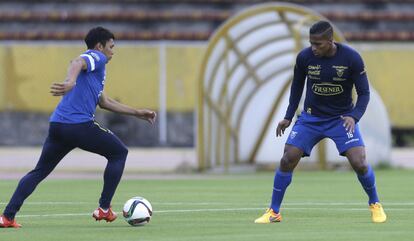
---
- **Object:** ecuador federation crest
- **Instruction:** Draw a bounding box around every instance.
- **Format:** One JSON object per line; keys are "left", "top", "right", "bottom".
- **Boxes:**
{"left": 332, "top": 65, "right": 348, "bottom": 78}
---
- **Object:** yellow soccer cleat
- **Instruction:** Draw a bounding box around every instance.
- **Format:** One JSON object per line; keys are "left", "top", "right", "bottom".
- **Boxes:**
{"left": 369, "top": 202, "right": 387, "bottom": 223}
{"left": 254, "top": 208, "right": 282, "bottom": 224}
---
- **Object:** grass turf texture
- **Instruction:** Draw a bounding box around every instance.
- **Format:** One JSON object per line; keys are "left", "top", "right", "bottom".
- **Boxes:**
{"left": 1, "top": 169, "right": 413, "bottom": 241}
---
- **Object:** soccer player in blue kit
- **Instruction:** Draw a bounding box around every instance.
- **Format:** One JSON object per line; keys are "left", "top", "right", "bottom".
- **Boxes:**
{"left": 0, "top": 27, "right": 156, "bottom": 228}
{"left": 255, "top": 21, "right": 386, "bottom": 224}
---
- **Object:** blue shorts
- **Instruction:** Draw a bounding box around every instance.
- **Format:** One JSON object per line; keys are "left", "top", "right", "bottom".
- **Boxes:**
{"left": 286, "top": 112, "right": 365, "bottom": 156}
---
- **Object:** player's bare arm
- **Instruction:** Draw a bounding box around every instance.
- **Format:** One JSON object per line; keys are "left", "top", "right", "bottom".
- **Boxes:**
{"left": 276, "top": 119, "right": 291, "bottom": 137}
{"left": 98, "top": 92, "right": 156, "bottom": 124}
{"left": 50, "top": 57, "right": 87, "bottom": 96}
{"left": 341, "top": 115, "right": 356, "bottom": 133}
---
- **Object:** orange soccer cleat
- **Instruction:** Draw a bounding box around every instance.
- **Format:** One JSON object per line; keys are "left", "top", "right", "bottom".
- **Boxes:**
{"left": 0, "top": 215, "right": 21, "bottom": 228}
{"left": 92, "top": 206, "right": 118, "bottom": 222}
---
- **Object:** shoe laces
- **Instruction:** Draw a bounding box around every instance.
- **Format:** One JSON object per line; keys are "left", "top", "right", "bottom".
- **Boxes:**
{"left": 265, "top": 208, "right": 278, "bottom": 215}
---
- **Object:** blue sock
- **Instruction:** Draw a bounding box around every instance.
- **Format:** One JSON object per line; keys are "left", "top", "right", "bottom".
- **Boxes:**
{"left": 357, "top": 165, "right": 379, "bottom": 205}
{"left": 270, "top": 169, "right": 292, "bottom": 213}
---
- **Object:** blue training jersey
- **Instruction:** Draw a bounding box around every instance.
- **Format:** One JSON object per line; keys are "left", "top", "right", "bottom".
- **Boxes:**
{"left": 50, "top": 50, "right": 107, "bottom": 123}
{"left": 284, "top": 43, "right": 370, "bottom": 122}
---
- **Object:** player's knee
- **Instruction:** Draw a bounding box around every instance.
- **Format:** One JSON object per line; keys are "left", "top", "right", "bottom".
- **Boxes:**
{"left": 351, "top": 152, "right": 368, "bottom": 174}
{"left": 109, "top": 145, "right": 128, "bottom": 162}
{"left": 279, "top": 147, "right": 301, "bottom": 171}
{"left": 355, "top": 163, "right": 368, "bottom": 175}
{"left": 21, "top": 168, "right": 50, "bottom": 185}
{"left": 280, "top": 155, "right": 296, "bottom": 171}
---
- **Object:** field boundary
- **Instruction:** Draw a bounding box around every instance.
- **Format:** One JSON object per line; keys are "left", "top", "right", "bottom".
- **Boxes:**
{"left": 0, "top": 147, "right": 413, "bottom": 179}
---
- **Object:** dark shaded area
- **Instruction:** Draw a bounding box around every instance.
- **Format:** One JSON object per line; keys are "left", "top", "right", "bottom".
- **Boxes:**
{"left": 393, "top": 128, "right": 414, "bottom": 147}
{"left": 0, "top": 111, "right": 194, "bottom": 147}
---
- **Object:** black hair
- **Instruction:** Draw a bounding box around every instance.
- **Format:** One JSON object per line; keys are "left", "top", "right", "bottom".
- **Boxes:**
{"left": 309, "top": 20, "right": 333, "bottom": 38}
{"left": 84, "top": 27, "right": 115, "bottom": 49}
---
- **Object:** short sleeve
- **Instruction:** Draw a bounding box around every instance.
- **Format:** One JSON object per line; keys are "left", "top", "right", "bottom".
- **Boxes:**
{"left": 80, "top": 51, "right": 107, "bottom": 72}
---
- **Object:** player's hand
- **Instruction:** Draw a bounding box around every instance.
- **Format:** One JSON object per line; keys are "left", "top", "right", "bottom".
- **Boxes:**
{"left": 276, "top": 119, "right": 291, "bottom": 137}
{"left": 341, "top": 115, "right": 355, "bottom": 133}
{"left": 50, "top": 81, "right": 75, "bottom": 96}
{"left": 136, "top": 109, "right": 157, "bottom": 124}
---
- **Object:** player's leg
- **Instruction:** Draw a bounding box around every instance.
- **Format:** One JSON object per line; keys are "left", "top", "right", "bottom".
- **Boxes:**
{"left": 329, "top": 122, "right": 380, "bottom": 204}
{"left": 345, "top": 146, "right": 379, "bottom": 203}
{"left": 329, "top": 121, "right": 386, "bottom": 222}
{"left": 1, "top": 130, "right": 73, "bottom": 227}
{"left": 270, "top": 144, "right": 303, "bottom": 211}
{"left": 254, "top": 146, "right": 304, "bottom": 224}
{"left": 345, "top": 146, "right": 386, "bottom": 222}
{"left": 271, "top": 117, "right": 324, "bottom": 213}
{"left": 255, "top": 116, "right": 323, "bottom": 223}
{"left": 73, "top": 121, "right": 128, "bottom": 221}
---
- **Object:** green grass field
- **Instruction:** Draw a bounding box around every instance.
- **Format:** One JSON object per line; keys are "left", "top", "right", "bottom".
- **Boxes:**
{"left": 1, "top": 169, "right": 413, "bottom": 241}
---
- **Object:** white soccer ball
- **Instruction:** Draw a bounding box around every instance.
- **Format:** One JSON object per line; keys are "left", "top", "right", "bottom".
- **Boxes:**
{"left": 122, "top": 197, "right": 153, "bottom": 226}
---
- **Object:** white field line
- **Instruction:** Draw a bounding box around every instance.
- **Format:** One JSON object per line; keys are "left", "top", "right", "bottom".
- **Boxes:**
{"left": 3, "top": 201, "right": 414, "bottom": 206}
{"left": 14, "top": 206, "right": 414, "bottom": 218}
{"left": 0, "top": 202, "right": 89, "bottom": 205}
